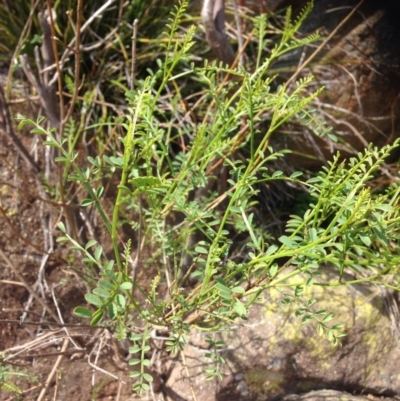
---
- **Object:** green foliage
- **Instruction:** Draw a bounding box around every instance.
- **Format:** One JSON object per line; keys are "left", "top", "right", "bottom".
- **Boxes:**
{"left": 129, "top": 328, "right": 153, "bottom": 394}
{"left": 204, "top": 336, "right": 226, "bottom": 380}
{"left": 15, "top": 0, "right": 400, "bottom": 394}
{"left": 0, "top": 360, "right": 37, "bottom": 395}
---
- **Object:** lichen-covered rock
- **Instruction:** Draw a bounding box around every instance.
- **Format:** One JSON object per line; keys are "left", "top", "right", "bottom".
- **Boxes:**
{"left": 281, "top": 389, "right": 395, "bottom": 401}
{"left": 220, "top": 270, "right": 400, "bottom": 399}
{"left": 165, "top": 270, "right": 400, "bottom": 400}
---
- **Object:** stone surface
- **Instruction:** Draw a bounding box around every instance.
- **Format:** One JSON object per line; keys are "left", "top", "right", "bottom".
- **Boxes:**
{"left": 281, "top": 389, "right": 396, "bottom": 401}
{"left": 165, "top": 270, "right": 400, "bottom": 400}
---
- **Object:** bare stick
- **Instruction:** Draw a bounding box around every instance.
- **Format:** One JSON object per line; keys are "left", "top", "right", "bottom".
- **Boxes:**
{"left": 202, "top": 0, "right": 235, "bottom": 65}
{"left": 51, "top": 286, "right": 82, "bottom": 350}
{"left": 180, "top": 350, "right": 198, "bottom": 401}
{"left": 40, "top": 6, "right": 62, "bottom": 129}
{"left": 0, "top": 280, "right": 26, "bottom": 287}
{"left": 130, "top": 19, "right": 139, "bottom": 91}
{"left": 87, "top": 336, "right": 123, "bottom": 383}
{"left": 62, "top": 0, "right": 82, "bottom": 125}
{"left": 50, "top": 0, "right": 117, "bottom": 83}
{"left": 5, "top": 0, "right": 41, "bottom": 97}
{"left": 232, "top": 0, "right": 244, "bottom": 67}
{"left": 36, "top": 338, "right": 69, "bottom": 401}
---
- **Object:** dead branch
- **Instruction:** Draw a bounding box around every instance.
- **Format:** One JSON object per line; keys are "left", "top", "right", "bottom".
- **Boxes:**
{"left": 201, "top": 0, "right": 235, "bottom": 65}
{"left": 20, "top": 9, "right": 60, "bottom": 130}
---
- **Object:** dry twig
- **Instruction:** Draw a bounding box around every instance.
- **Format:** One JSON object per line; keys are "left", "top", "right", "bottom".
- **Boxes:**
{"left": 202, "top": 0, "right": 235, "bottom": 65}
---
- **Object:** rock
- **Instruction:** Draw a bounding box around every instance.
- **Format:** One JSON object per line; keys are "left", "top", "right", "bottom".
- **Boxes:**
{"left": 281, "top": 389, "right": 396, "bottom": 401}
{"left": 164, "top": 270, "right": 400, "bottom": 400}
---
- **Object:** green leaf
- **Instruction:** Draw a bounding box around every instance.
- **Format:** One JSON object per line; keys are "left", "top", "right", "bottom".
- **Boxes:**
{"left": 43, "top": 140, "right": 59, "bottom": 147}
{"left": 214, "top": 276, "right": 229, "bottom": 286}
{"left": 234, "top": 299, "right": 247, "bottom": 316}
{"left": 359, "top": 233, "right": 371, "bottom": 247}
{"left": 307, "top": 176, "right": 323, "bottom": 184}
{"left": 269, "top": 263, "right": 278, "bottom": 277}
{"left": 143, "top": 373, "right": 153, "bottom": 383}
{"left": 294, "top": 286, "right": 303, "bottom": 297}
{"left": 375, "top": 204, "right": 392, "bottom": 212}
{"left": 85, "top": 294, "right": 103, "bottom": 306}
{"left": 120, "top": 282, "right": 133, "bottom": 290}
{"left": 93, "top": 288, "right": 110, "bottom": 298}
{"left": 195, "top": 246, "right": 208, "bottom": 254}
{"left": 109, "top": 156, "right": 123, "bottom": 166}
{"left": 68, "top": 173, "right": 81, "bottom": 181}
{"left": 129, "top": 358, "right": 141, "bottom": 365}
{"left": 281, "top": 297, "right": 292, "bottom": 305}
{"left": 94, "top": 246, "right": 103, "bottom": 261}
{"left": 130, "top": 333, "right": 142, "bottom": 341}
{"left": 81, "top": 198, "right": 94, "bottom": 207}
{"left": 307, "top": 298, "right": 317, "bottom": 307}
{"left": 279, "top": 235, "right": 293, "bottom": 248}
{"left": 85, "top": 239, "right": 97, "bottom": 249}
{"left": 73, "top": 306, "right": 92, "bottom": 318}
{"left": 57, "top": 222, "right": 66, "bottom": 233}
{"left": 96, "top": 186, "right": 104, "bottom": 199}
{"left": 130, "top": 176, "right": 161, "bottom": 188}
{"left": 117, "top": 294, "right": 126, "bottom": 308}
{"left": 334, "top": 243, "right": 344, "bottom": 251}
{"left": 218, "top": 289, "right": 232, "bottom": 300}
{"left": 231, "top": 286, "right": 245, "bottom": 294}
{"left": 108, "top": 303, "right": 117, "bottom": 319}
{"left": 295, "top": 308, "right": 306, "bottom": 316}
{"left": 265, "top": 245, "right": 278, "bottom": 256}
{"left": 323, "top": 313, "right": 334, "bottom": 322}
{"left": 308, "top": 227, "right": 317, "bottom": 242}
{"left": 129, "top": 346, "right": 141, "bottom": 354}
{"left": 90, "top": 309, "right": 104, "bottom": 325}
{"left": 98, "top": 279, "right": 114, "bottom": 290}
{"left": 118, "top": 185, "right": 131, "bottom": 193}
{"left": 290, "top": 171, "right": 303, "bottom": 179}
{"left": 55, "top": 156, "right": 69, "bottom": 163}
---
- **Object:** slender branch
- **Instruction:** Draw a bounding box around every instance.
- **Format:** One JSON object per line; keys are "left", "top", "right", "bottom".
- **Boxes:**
{"left": 62, "top": 0, "right": 83, "bottom": 125}
{"left": 130, "top": 19, "right": 139, "bottom": 91}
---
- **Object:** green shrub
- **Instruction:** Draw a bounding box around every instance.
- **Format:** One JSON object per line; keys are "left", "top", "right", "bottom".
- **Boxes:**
{"left": 17, "top": 1, "right": 400, "bottom": 394}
